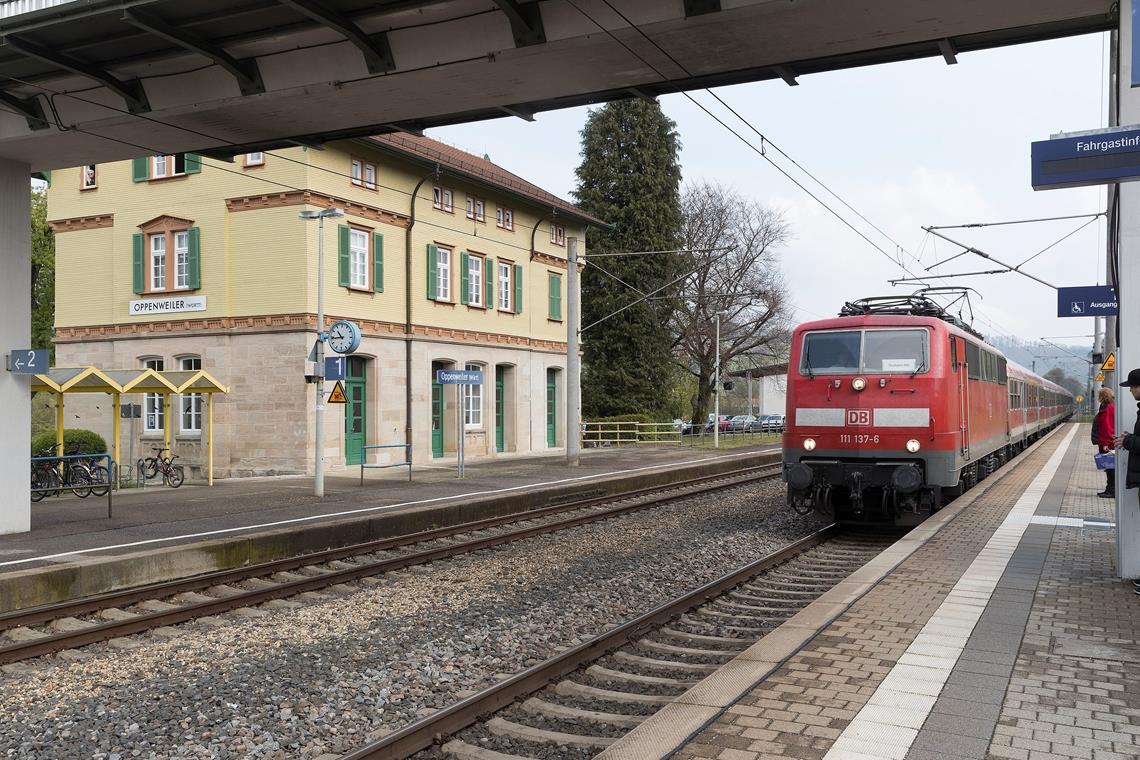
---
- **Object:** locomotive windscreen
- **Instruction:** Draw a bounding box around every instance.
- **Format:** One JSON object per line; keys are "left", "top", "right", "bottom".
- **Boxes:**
{"left": 800, "top": 329, "right": 929, "bottom": 375}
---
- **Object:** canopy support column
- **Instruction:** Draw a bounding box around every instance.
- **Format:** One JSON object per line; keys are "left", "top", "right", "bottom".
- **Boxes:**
{"left": 55, "top": 392, "right": 64, "bottom": 459}
{"left": 207, "top": 393, "right": 214, "bottom": 486}
{"left": 163, "top": 393, "right": 172, "bottom": 453}
{"left": 112, "top": 392, "right": 121, "bottom": 488}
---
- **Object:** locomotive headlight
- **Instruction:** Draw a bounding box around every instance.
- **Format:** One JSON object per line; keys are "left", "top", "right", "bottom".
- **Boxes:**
{"left": 852, "top": 377, "right": 867, "bottom": 391}
{"left": 803, "top": 438, "right": 817, "bottom": 451}
{"left": 906, "top": 439, "right": 921, "bottom": 453}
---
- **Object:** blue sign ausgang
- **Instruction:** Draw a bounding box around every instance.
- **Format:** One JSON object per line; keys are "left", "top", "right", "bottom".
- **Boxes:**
{"left": 1032, "top": 126, "right": 1140, "bottom": 190}
{"left": 1057, "top": 285, "right": 1118, "bottom": 318}
{"left": 436, "top": 369, "right": 484, "bottom": 385}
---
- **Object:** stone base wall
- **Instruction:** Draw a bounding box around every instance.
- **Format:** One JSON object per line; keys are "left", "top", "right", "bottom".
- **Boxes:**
{"left": 54, "top": 330, "right": 566, "bottom": 478}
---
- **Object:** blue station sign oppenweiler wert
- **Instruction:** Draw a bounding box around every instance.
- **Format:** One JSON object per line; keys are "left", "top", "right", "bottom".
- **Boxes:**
{"left": 1032, "top": 126, "right": 1140, "bottom": 190}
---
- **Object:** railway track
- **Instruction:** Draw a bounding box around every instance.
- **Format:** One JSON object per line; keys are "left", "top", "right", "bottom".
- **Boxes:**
{"left": 339, "top": 526, "right": 895, "bottom": 760}
{"left": 0, "top": 460, "right": 781, "bottom": 666}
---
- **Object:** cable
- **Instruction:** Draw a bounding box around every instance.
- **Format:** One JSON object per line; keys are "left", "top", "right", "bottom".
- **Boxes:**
{"left": 926, "top": 211, "right": 1105, "bottom": 230}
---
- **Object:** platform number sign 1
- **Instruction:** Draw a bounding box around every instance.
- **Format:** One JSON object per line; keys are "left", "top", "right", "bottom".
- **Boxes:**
{"left": 6, "top": 349, "right": 47, "bottom": 374}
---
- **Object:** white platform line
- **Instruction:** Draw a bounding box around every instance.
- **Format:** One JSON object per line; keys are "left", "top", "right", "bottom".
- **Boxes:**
{"left": 0, "top": 450, "right": 772, "bottom": 568}
{"left": 823, "top": 426, "right": 1076, "bottom": 760}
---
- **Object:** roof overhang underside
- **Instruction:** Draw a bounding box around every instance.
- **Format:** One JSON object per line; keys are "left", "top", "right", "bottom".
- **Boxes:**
{"left": 0, "top": 0, "right": 1116, "bottom": 171}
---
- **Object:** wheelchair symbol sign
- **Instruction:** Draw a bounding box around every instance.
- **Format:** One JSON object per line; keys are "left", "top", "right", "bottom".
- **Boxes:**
{"left": 1070, "top": 301, "right": 1085, "bottom": 315}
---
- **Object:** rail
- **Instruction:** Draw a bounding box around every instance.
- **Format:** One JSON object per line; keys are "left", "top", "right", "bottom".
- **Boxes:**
{"left": 360, "top": 443, "right": 412, "bottom": 484}
{"left": 29, "top": 451, "right": 113, "bottom": 518}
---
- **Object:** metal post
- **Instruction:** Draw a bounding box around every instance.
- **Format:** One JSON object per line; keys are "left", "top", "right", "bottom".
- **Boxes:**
{"left": 207, "top": 393, "right": 214, "bottom": 486}
{"left": 314, "top": 213, "right": 325, "bottom": 498}
{"left": 714, "top": 313, "right": 721, "bottom": 449}
{"left": 457, "top": 388, "right": 464, "bottom": 478}
{"left": 112, "top": 392, "right": 121, "bottom": 489}
{"left": 567, "top": 236, "right": 581, "bottom": 466}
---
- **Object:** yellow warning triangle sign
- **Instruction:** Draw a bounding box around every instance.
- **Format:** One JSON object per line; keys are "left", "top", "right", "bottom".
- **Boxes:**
{"left": 1096, "top": 372, "right": 1105, "bottom": 383}
{"left": 1102, "top": 352, "right": 1116, "bottom": 372}
{"left": 327, "top": 381, "right": 348, "bottom": 404}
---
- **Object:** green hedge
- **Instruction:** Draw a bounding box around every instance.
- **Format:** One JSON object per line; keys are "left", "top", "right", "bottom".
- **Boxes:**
{"left": 31, "top": 429, "right": 108, "bottom": 457}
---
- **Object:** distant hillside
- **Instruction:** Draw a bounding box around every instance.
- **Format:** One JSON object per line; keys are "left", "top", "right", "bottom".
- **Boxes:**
{"left": 986, "top": 335, "right": 1091, "bottom": 384}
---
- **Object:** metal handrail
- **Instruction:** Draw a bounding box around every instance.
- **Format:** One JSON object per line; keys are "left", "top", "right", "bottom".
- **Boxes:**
{"left": 30, "top": 451, "right": 114, "bottom": 518}
{"left": 360, "top": 443, "right": 412, "bottom": 484}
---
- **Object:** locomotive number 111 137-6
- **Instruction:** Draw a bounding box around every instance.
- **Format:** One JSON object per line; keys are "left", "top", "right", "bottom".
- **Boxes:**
{"left": 839, "top": 434, "right": 880, "bottom": 444}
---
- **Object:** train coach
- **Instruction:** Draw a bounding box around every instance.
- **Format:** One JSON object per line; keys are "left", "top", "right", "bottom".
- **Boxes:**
{"left": 783, "top": 293, "right": 1073, "bottom": 526}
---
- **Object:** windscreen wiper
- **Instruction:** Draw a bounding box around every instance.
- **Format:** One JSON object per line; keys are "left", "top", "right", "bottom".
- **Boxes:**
{"left": 910, "top": 355, "right": 926, "bottom": 379}
{"left": 803, "top": 344, "right": 814, "bottom": 379}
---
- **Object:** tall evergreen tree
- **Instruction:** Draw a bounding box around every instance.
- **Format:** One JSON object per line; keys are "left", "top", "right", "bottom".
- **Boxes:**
{"left": 574, "top": 99, "right": 682, "bottom": 419}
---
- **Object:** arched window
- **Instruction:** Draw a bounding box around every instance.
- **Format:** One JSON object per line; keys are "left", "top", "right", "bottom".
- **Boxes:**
{"left": 463, "top": 362, "right": 484, "bottom": 430}
{"left": 141, "top": 356, "right": 164, "bottom": 434}
{"left": 178, "top": 356, "right": 202, "bottom": 435}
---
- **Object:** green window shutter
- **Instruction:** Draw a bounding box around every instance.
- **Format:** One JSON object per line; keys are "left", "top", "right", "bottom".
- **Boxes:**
{"left": 373, "top": 233, "right": 384, "bottom": 293}
{"left": 131, "top": 158, "right": 149, "bottom": 183}
{"left": 186, "top": 227, "right": 201, "bottom": 290}
{"left": 427, "top": 244, "right": 438, "bottom": 300}
{"left": 513, "top": 264, "right": 523, "bottom": 314}
{"left": 337, "top": 224, "right": 351, "bottom": 287}
{"left": 132, "top": 233, "right": 145, "bottom": 294}
{"left": 184, "top": 153, "right": 202, "bottom": 174}
{"left": 460, "top": 252, "right": 470, "bottom": 305}
{"left": 485, "top": 257, "right": 494, "bottom": 308}
{"left": 548, "top": 273, "right": 562, "bottom": 320}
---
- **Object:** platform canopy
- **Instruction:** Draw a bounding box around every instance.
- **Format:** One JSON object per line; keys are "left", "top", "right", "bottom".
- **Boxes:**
{"left": 0, "top": 0, "right": 1116, "bottom": 171}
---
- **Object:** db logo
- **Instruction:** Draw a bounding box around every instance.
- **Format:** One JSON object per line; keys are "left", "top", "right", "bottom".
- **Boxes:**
{"left": 846, "top": 409, "right": 871, "bottom": 426}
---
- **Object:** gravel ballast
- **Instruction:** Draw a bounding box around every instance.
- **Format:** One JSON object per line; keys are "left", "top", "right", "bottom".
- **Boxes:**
{"left": 0, "top": 478, "right": 824, "bottom": 759}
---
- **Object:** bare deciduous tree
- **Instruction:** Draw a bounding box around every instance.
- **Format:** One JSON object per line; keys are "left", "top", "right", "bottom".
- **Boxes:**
{"left": 673, "top": 182, "right": 792, "bottom": 425}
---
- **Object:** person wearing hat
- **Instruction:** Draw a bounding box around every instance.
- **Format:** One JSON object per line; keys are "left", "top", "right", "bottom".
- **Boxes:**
{"left": 1113, "top": 367, "right": 1140, "bottom": 594}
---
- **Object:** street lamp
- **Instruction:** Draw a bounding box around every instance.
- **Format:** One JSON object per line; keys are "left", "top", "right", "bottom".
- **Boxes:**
{"left": 299, "top": 207, "right": 345, "bottom": 497}
{"left": 714, "top": 311, "right": 729, "bottom": 449}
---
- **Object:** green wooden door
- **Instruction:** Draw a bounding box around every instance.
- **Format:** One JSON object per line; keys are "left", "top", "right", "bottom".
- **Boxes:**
{"left": 495, "top": 367, "right": 505, "bottom": 453}
{"left": 546, "top": 370, "right": 556, "bottom": 448}
{"left": 431, "top": 381, "right": 444, "bottom": 457}
{"left": 345, "top": 357, "right": 366, "bottom": 466}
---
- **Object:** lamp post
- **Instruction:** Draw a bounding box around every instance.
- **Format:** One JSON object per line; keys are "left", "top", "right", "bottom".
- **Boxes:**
{"left": 300, "top": 207, "right": 345, "bottom": 497}
{"left": 714, "top": 311, "right": 727, "bottom": 449}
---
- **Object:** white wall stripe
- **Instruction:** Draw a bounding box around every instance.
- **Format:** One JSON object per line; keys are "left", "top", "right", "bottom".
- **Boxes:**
{"left": 823, "top": 426, "right": 1076, "bottom": 760}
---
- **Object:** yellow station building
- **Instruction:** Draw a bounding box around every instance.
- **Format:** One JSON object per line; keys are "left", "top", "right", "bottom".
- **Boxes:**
{"left": 47, "top": 134, "right": 596, "bottom": 478}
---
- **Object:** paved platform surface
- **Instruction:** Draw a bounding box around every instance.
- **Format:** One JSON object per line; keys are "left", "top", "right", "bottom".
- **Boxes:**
{"left": 605, "top": 423, "right": 1140, "bottom": 760}
{"left": 0, "top": 442, "right": 776, "bottom": 573}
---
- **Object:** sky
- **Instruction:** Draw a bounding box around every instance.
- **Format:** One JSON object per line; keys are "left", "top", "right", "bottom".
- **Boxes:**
{"left": 430, "top": 32, "right": 1111, "bottom": 362}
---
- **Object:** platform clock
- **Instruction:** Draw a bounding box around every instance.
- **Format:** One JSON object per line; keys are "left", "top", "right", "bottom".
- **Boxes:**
{"left": 326, "top": 320, "right": 362, "bottom": 354}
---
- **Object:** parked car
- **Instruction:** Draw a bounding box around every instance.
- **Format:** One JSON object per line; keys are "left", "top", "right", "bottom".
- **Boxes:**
{"left": 745, "top": 416, "right": 768, "bottom": 433}
{"left": 673, "top": 418, "right": 695, "bottom": 435}
{"left": 762, "top": 414, "right": 786, "bottom": 433}
{"left": 703, "top": 415, "right": 731, "bottom": 434}
{"left": 729, "top": 414, "right": 756, "bottom": 432}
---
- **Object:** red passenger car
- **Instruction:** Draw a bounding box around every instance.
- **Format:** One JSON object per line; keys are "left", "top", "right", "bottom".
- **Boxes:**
{"left": 784, "top": 294, "right": 1072, "bottom": 526}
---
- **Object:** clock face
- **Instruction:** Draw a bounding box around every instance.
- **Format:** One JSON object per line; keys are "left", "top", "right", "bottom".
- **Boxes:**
{"left": 327, "top": 320, "right": 361, "bottom": 354}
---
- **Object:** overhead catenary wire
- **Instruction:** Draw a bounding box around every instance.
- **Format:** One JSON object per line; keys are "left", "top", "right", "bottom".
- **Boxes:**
{"left": 925, "top": 211, "right": 1106, "bottom": 230}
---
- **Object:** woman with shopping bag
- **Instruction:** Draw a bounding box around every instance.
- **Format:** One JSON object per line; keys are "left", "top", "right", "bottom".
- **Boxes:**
{"left": 1094, "top": 387, "right": 1116, "bottom": 497}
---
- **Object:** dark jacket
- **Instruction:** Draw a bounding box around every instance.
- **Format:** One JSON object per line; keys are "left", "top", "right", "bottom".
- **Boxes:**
{"left": 1123, "top": 401, "right": 1140, "bottom": 489}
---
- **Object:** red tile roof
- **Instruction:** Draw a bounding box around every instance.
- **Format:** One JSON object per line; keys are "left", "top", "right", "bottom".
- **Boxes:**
{"left": 365, "top": 133, "right": 607, "bottom": 227}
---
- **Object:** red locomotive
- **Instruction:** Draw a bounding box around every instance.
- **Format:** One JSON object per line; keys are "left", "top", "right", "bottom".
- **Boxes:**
{"left": 784, "top": 292, "right": 1072, "bottom": 526}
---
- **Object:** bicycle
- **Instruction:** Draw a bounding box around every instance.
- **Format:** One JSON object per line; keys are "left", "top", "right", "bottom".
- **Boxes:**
{"left": 139, "top": 446, "right": 184, "bottom": 488}
{"left": 66, "top": 456, "right": 111, "bottom": 498}
{"left": 30, "top": 448, "right": 62, "bottom": 502}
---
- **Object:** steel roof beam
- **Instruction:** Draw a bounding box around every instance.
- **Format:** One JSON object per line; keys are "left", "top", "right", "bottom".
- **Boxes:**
{"left": 0, "top": 90, "right": 48, "bottom": 130}
{"left": 1, "top": 34, "right": 150, "bottom": 113}
{"left": 490, "top": 0, "right": 545, "bottom": 47}
{"left": 498, "top": 104, "right": 535, "bottom": 121}
{"left": 122, "top": 9, "right": 265, "bottom": 96}
{"left": 277, "top": 0, "right": 395, "bottom": 73}
{"left": 684, "top": 0, "right": 722, "bottom": 16}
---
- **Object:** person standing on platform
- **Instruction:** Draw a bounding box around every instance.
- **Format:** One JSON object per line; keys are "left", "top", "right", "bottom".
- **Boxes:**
{"left": 1112, "top": 368, "right": 1140, "bottom": 594}
{"left": 1094, "top": 388, "right": 1116, "bottom": 498}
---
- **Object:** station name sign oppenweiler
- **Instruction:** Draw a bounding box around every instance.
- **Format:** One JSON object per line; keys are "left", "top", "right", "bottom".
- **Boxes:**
{"left": 128, "top": 295, "right": 207, "bottom": 316}
{"left": 1032, "top": 126, "right": 1140, "bottom": 190}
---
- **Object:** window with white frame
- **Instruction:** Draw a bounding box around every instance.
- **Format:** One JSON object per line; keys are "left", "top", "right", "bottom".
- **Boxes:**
{"left": 466, "top": 196, "right": 486, "bottom": 222}
{"left": 245, "top": 152, "right": 264, "bottom": 166}
{"left": 436, "top": 246, "right": 452, "bottom": 301}
{"left": 363, "top": 162, "right": 376, "bottom": 190}
{"left": 153, "top": 155, "right": 168, "bottom": 179}
{"left": 463, "top": 363, "right": 483, "bottom": 429}
{"left": 351, "top": 158, "right": 376, "bottom": 189}
{"left": 144, "top": 358, "right": 164, "bottom": 433}
{"left": 350, "top": 228, "right": 369, "bottom": 289}
{"left": 498, "top": 261, "right": 512, "bottom": 310}
{"left": 468, "top": 254, "right": 483, "bottom": 306}
{"left": 174, "top": 230, "right": 189, "bottom": 290}
{"left": 550, "top": 224, "right": 565, "bottom": 246}
{"left": 179, "top": 356, "right": 202, "bottom": 434}
{"left": 433, "top": 186, "right": 453, "bottom": 212}
{"left": 150, "top": 154, "right": 192, "bottom": 179}
{"left": 150, "top": 233, "right": 167, "bottom": 291}
{"left": 496, "top": 206, "right": 513, "bottom": 230}
{"left": 351, "top": 159, "right": 362, "bottom": 185}
{"left": 81, "top": 164, "right": 97, "bottom": 190}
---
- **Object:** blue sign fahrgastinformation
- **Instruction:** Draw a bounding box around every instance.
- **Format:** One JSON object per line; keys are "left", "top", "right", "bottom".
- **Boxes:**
{"left": 1057, "top": 285, "right": 1118, "bottom": 318}
{"left": 1032, "top": 126, "right": 1140, "bottom": 190}
{"left": 6, "top": 349, "right": 48, "bottom": 374}
{"left": 324, "top": 356, "right": 346, "bottom": 381}
{"left": 436, "top": 369, "right": 484, "bottom": 385}
{"left": 1135, "top": 2, "right": 1140, "bottom": 88}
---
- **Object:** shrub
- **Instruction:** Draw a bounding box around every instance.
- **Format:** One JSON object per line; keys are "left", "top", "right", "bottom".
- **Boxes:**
{"left": 31, "top": 429, "right": 108, "bottom": 457}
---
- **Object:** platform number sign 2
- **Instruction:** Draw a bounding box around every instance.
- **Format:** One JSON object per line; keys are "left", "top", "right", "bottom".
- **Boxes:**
{"left": 846, "top": 409, "right": 871, "bottom": 426}
{"left": 6, "top": 349, "right": 47, "bottom": 374}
